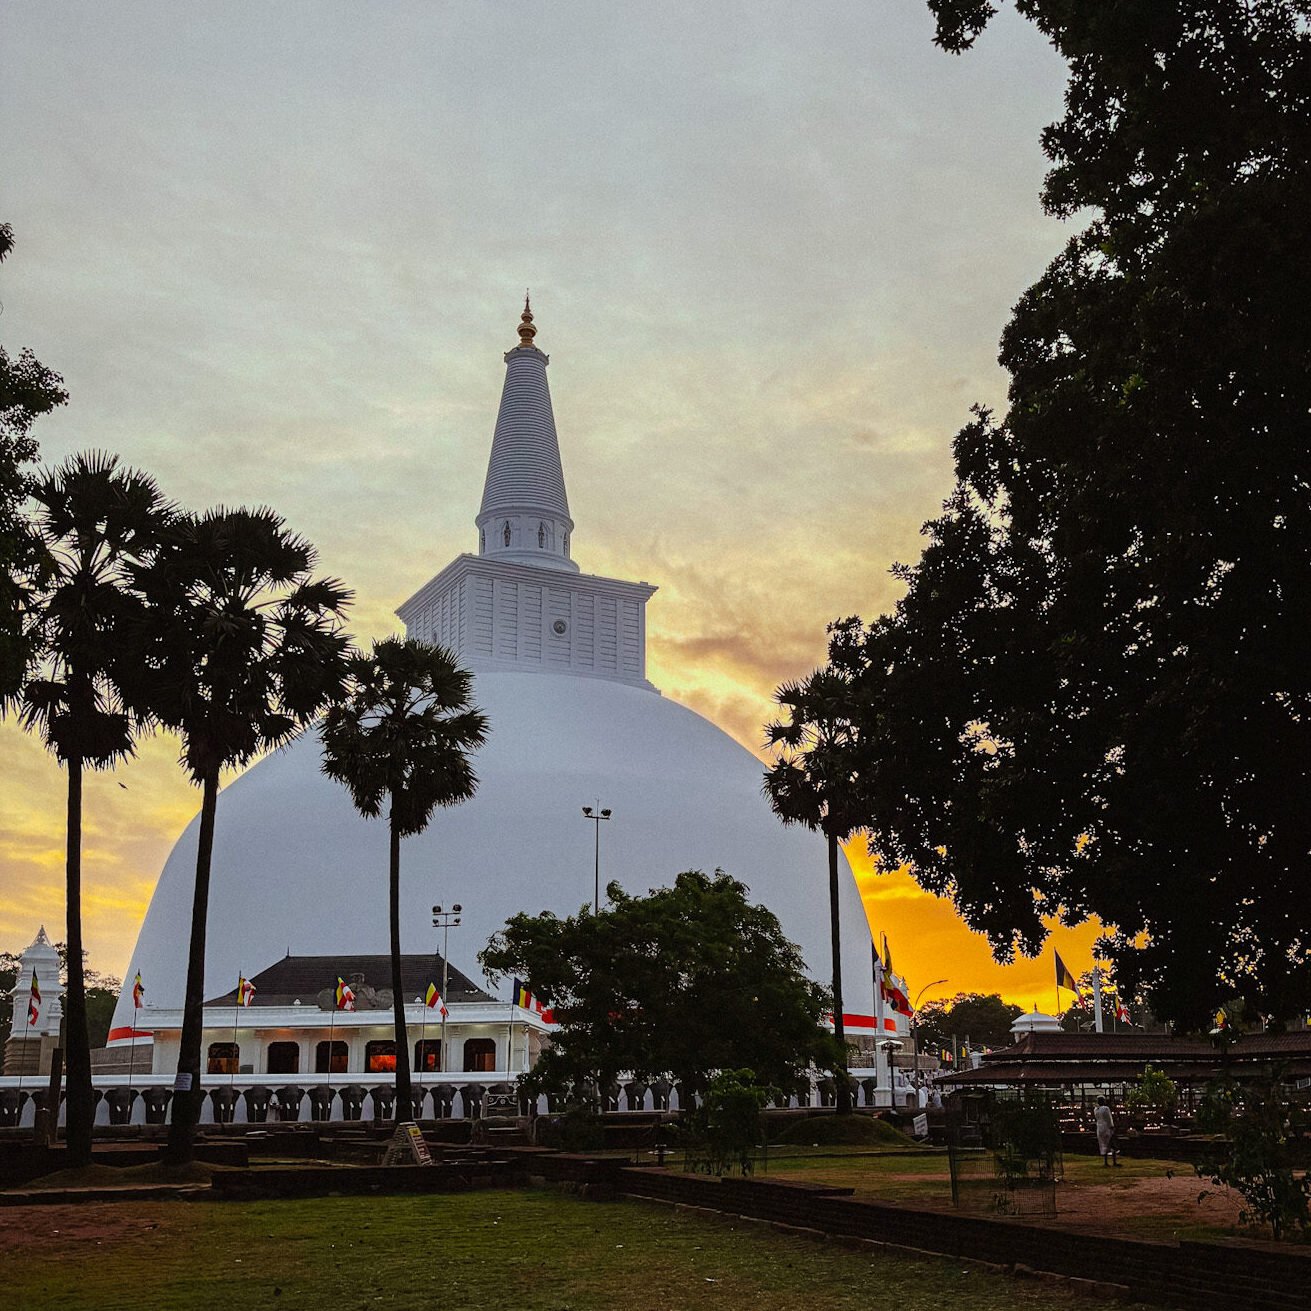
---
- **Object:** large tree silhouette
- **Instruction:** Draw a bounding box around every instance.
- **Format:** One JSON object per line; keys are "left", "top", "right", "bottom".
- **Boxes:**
{"left": 321, "top": 638, "right": 487, "bottom": 1122}
{"left": 843, "top": 2, "right": 1311, "bottom": 1026}
{"left": 764, "top": 664, "right": 866, "bottom": 1114}
{"left": 129, "top": 507, "right": 352, "bottom": 1163}
{"left": 20, "top": 453, "right": 170, "bottom": 1165}
{"left": 0, "top": 222, "right": 68, "bottom": 703}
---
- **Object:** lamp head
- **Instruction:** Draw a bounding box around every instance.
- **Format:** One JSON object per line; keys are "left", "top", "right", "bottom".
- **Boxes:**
{"left": 453, "top": 903, "right": 462, "bottom": 913}
{"left": 582, "top": 806, "right": 594, "bottom": 817}
{"left": 601, "top": 808, "right": 612, "bottom": 819}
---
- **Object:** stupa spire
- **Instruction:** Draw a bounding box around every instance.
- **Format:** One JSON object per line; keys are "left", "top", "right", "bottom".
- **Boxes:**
{"left": 476, "top": 297, "right": 578, "bottom": 573}
{"left": 517, "top": 292, "right": 537, "bottom": 348}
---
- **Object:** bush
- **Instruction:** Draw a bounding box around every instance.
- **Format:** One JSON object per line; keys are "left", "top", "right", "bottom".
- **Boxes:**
{"left": 680, "top": 1069, "right": 772, "bottom": 1176}
{"left": 1196, "top": 1070, "right": 1310, "bottom": 1241}
{"left": 532, "top": 1104, "right": 605, "bottom": 1152}
{"left": 1126, "top": 1064, "right": 1178, "bottom": 1120}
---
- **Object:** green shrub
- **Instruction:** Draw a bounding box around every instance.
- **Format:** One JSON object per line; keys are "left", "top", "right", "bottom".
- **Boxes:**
{"left": 682, "top": 1069, "right": 772, "bottom": 1176}
{"left": 1126, "top": 1064, "right": 1178, "bottom": 1119}
{"left": 1195, "top": 1070, "right": 1310, "bottom": 1241}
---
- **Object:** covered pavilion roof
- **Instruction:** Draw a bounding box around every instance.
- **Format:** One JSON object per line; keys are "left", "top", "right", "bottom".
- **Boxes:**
{"left": 938, "top": 1029, "right": 1311, "bottom": 1086}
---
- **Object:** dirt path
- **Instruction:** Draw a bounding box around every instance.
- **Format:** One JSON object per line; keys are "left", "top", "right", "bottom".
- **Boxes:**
{"left": 0, "top": 1201, "right": 183, "bottom": 1256}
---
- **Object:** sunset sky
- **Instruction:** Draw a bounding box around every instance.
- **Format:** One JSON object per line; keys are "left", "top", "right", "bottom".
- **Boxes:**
{"left": 1, "top": 2, "right": 1102, "bottom": 1009}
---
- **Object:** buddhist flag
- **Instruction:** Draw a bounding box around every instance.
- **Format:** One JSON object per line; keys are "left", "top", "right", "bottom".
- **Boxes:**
{"left": 425, "top": 983, "right": 448, "bottom": 1018}
{"left": 881, "top": 972, "right": 913, "bottom": 1018}
{"left": 27, "top": 970, "right": 40, "bottom": 1026}
{"left": 1212, "top": 1006, "right": 1229, "bottom": 1033}
{"left": 237, "top": 975, "right": 256, "bottom": 1007}
{"left": 512, "top": 978, "right": 535, "bottom": 1010}
{"left": 132, "top": 971, "right": 145, "bottom": 1009}
{"left": 336, "top": 976, "right": 355, "bottom": 1011}
{"left": 882, "top": 933, "right": 893, "bottom": 974}
{"left": 1116, "top": 999, "right": 1132, "bottom": 1023}
{"left": 1054, "top": 951, "right": 1079, "bottom": 993}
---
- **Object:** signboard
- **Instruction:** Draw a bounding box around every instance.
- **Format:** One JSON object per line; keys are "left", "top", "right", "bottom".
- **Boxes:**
{"left": 173, "top": 1072, "right": 193, "bottom": 1092}
{"left": 383, "top": 1121, "right": 433, "bottom": 1167}
{"left": 912, "top": 1113, "right": 929, "bottom": 1140}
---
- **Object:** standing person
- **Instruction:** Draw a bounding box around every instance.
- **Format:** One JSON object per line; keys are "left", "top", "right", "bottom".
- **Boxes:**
{"left": 1095, "top": 1098, "right": 1120, "bottom": 1166}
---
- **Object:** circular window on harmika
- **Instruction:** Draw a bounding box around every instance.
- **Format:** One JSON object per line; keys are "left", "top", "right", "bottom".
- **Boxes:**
{"left": 552, "top": 619, "right": 568, "bottom": 635}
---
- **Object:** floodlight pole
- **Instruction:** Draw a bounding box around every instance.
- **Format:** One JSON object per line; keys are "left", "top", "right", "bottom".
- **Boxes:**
{"left": 910, "top": 978, "right": 949, "bottom": 1079}
{"left": 432, "top": 904, "right": 462, "bottom": 1085}
{"left": 581, "top": 804, "right": 612, "bottom": 913}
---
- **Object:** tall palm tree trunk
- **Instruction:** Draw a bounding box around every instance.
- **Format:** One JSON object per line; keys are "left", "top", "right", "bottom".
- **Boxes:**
{"left": 63, "top": 757, "right": 94, "bottom": 1167}
{"left": 165, "top": 770, "right": 219, "bottom": 1165}
{"left": 388, "top": 802, "right": 413, "bottom": 1122}
{"left": 827, "top": 829, "right": 853, "bottom": 1115}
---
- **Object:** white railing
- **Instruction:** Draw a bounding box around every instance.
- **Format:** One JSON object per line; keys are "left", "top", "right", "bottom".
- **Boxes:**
{"left": 0, "top": 1066, "right": 916, "bottom": 1128}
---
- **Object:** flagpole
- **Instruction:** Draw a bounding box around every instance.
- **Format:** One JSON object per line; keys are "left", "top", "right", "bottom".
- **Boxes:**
{"left": 17, "top": 971, "right": 36, "bottom": 1129}
{"left": 15, "top": 1017, "right": 27, "bottom": 1122}
{"left": 419, "top": 1003, "right": 427, "bottom": 1102}
{"left": 231, "top": 975, "right": 241, "bottom": 1096}
{"left": 127, "top": 994, "right": 139, "bottom": 1123}
{"left": 328, "top": 993, "right": 336, "bottom": 1081}
{"left": 871, "top": 940, "right": 887, "bottom": 1103}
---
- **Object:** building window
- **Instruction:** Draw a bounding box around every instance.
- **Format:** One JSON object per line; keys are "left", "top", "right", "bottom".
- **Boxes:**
{"left": 266, "top": 1042, "right": 299, "bottom": 1075}
{"left": 480, "top": 528, "right": 485, "bottom": 552}
{"left": 502, "top": 520, "right": 512, "bottom": 547}
{"left": 463, "top": 1038, "right": 497, "bottom": 1073}
{"left": 207, "top": 1042, "right": 239, "bottom": 1075}
{"left": 538, "top": 522, "right": 546, "bottom": 548}
{"left": 315, "top": 1040, "right": 348, "bottom": 1074}
{"left": 415, "top": 1039, "right": 442, "bottom": 1073}
{"left": 365, "top": 1039, "right": 397, "bottom": 1073}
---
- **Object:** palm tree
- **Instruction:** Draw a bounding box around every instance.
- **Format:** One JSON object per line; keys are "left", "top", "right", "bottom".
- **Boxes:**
{"left": 18, "top": 452, "right": 171, "bottom": 1166}
{"left": 764, "top": 664, "right": 865, "bottom": 1116}
{"left": 321, "top": 638, "right": 488, "bottom": 1123}
{"left": 128, "top": 507, "right": 352, "bottom": 1165}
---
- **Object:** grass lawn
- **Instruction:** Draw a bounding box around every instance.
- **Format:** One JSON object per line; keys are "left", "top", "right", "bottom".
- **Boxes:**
{"left": 4, "top": 1186, "right": 1148, "bottom": 1311}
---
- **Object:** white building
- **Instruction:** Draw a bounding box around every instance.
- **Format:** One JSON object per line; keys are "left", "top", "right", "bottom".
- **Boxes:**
{"left": 89, "top": 301, "right": 907, "bottom": 1118}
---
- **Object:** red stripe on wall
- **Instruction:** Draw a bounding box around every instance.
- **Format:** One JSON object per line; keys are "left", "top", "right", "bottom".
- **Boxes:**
{"left": 839, "top": 1014, "right": 899, "bottom": 1031}
{"left": 107, "top": 1026, "right": 153, "bottom": 1043}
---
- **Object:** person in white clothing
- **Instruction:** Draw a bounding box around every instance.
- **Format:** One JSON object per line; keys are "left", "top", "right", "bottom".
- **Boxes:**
{"left": 1095, "top": 1098, "right": 1120, "bottom": 1166}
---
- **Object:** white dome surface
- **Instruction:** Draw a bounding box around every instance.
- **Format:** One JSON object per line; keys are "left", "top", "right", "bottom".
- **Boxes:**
{"left": 113, "top": 671, "right": 875, "bottom": 1033}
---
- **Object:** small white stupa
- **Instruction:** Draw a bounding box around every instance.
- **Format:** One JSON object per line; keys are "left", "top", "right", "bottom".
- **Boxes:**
{"left": 110, "top": 301, "right": 879, "bottom": 1047}
{"left": 3, "top": 925, "right": 63, "bottom": 1075}
{"left": 1011, "top": 1007, "right": 1064, "bottom": 1037}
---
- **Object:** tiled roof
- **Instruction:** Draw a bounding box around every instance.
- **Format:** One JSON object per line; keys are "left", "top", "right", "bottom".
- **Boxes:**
{"left": 206, "top": 954, "right": 493, "bottom": 1008}
{"left": 939, "top": 1029, "right": 1311, "bottom": 1085}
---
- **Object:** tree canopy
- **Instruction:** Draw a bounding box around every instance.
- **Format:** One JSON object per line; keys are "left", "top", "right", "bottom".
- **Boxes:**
{"left": 480, "top": 869, "right": 841, "bottom": 1102}
{"left": 321, "top": 637, "right": 487, "bottom": 1120}
{"left": 914, "top": 992, "right": 1023, "bottom": 1053}
{"left": 764, "top": 664, "right": 869, "bottom": 1112}
{"left": 0, "top": 223, "right": 68, "bottom": 704}
{"left": 838, "top": 2, "right": 1311, "bottom": 1028}
{"left": 128, "top": 506, "right": 353, "bottom": 1163}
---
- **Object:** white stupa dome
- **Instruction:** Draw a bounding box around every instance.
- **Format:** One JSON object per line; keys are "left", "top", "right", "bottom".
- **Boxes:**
{"left": 110, "top": 302, "right": 876, "bottom": 1038}
{"left": 1011, "top": 1009, "right": 1064, "bottom": 1036}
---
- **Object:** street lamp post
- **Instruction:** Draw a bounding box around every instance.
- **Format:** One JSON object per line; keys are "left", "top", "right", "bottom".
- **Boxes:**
{"left": 581, "top": 805, "right": 612, "bottom": 913}
{"left": 431, "top": 904, "right": 462, "bottom": 1079}
{"left": 910, "top": 978, "right": 949, "bottom": 1078}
